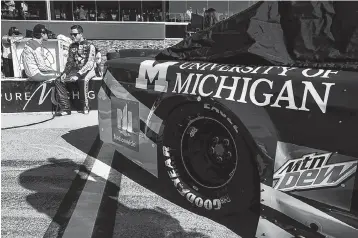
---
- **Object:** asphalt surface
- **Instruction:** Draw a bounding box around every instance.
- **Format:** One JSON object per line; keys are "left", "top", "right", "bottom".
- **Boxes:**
{"left": 1, "top": 111, "right": 239, "bottom": 238}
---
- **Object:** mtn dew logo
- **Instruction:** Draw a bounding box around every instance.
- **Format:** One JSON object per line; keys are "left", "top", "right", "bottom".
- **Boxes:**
{"left": 274, "top": 152, "right": 358, "bottom": 192}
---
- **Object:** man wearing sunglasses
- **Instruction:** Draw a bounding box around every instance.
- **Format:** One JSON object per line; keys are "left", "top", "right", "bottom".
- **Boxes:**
{"left": 22, "top": 24, "right": 59, "bottom": 81}
{"left": 54, "top": 25, "right": 97, "bottom": 116}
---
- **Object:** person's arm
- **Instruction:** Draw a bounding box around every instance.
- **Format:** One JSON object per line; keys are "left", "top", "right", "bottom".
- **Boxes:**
{"left": 62, "top": 44, "right": 76, "bottom": 76}
{"left": 2, "top": 35, "right": 10, "bottom": 44}
{"left": 77, "top": 44, "right": 96, "bottom": 76}
{"left": 12, "top": 35, "right": 24, "bottom": 42}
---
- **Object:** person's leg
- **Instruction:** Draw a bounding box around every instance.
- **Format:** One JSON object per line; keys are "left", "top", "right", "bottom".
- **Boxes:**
{"left": 78, "top": 67, "right": 96, "bottom": 114}
{"left": 29, "top": 71, "right": 58, "bottom": 81}
{"left": 53, "top": 78, "right": 71, "bottom": 116}
{"left": 29, "top": 71, "right": 70, "bottom": 116}
{"left": 2, "top": 58, "right": 11, "bottom": 77}
{"left": 8, "top": 59, "right": 14, "bottom": 77}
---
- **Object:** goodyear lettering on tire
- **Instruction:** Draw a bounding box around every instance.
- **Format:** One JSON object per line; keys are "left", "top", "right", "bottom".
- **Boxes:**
{"left": 163, "top": 147, "right": 222, "bottom": 210}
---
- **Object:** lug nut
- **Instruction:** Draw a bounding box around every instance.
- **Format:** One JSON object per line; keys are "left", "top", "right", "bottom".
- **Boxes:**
{"left": 209, "top": 147, "right": 215, "bottom": 154}
{"left": 217, "top": 156, "right": 223, "bottom": 163}
{"left": 223, "top": 139, "right": 230, "bottom": 146}
{"left": 188, "top": 126, "right": 198, "bottom": 137}
{"left": 212, "top": 137, "right": 219, "bottom": 144}
{"left": 226, "top": 151, "right": 232, "bottom": 158}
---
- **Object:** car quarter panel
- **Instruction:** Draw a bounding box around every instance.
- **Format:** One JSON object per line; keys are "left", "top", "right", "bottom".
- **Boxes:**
{"left": 99, "top": 58, "right": 358, "bottom": 219}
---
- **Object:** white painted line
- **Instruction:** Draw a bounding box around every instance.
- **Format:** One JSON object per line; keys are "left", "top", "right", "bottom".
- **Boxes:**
{"left": 62, "top": 144, "right": 117, "bottom": 238}
{"left": 91, "top": 159, "right": 111, "bottom": 180}
{"left": 74, "top": 170, "right": 97, "bottom": 182}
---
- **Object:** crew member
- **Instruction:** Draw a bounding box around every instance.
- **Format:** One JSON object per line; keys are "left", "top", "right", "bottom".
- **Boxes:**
{"left": 54, "top": 25, "right": 97, "bottom": 116}
{"left": 1, "top": 27, "right": 24, "bottom": 77}
{"left": 22, "top": 24, "right": 59, "bottom": 81}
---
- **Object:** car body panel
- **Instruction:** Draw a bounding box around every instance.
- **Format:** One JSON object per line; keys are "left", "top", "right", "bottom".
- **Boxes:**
{"left": 98, "top": 57, "right": 358, "bottom": 237}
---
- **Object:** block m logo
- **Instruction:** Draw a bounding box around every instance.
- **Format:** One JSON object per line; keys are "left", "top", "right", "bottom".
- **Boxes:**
{"left": 135, "top": 60, "right": 178, "bottom": 92}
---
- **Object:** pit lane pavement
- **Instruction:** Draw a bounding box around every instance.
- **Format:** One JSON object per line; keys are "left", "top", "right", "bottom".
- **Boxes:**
{"left": 1, "top": 111, "right": 239, "bottom": 238}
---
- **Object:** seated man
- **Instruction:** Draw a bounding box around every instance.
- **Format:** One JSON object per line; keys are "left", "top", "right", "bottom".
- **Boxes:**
{"left": 54, "top": 25, "right": 97, "bottom": 116}
{"left": 22, "top": 24, "right": 59, "bottom": 81}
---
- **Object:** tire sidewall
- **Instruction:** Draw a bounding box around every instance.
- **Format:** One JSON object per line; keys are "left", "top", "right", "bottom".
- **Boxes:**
{"left": 158, "top": 100, "right": 259, "bottom": 214}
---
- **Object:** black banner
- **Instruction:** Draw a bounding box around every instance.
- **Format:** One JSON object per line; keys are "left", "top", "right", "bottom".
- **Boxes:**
{"left": 1, "top": 79, "right": 102, "bottom": 113}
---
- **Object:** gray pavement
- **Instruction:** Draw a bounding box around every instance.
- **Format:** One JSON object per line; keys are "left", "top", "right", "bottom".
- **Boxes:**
{"left": 1, "top": 111, "right": 238, "bottom": 238}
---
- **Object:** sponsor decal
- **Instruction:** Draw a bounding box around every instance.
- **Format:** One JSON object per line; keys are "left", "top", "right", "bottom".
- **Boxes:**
{"left": 22, "top": 83, "right": 96, "bottom": 110}
{"left": 135, "top": 60, "right": 338, "bottom": 113}
{"left": 135, "top": 60, "right": 178, "bottom": 92}
{"left": 163, "top": 146, "right": 223, "bottom": 210}
{"left": 1, "top": 80, "right": 99, "bottom": 112}
{"left": 274, "top": 152, "right": 358, "bottom": 192}
{"left": 111, "top": 98, "right": 140, "bottom": 152}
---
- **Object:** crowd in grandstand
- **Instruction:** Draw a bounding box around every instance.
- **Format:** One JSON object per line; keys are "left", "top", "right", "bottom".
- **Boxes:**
{"left": 2, "top": 1, "right": 256, "bottom": 22}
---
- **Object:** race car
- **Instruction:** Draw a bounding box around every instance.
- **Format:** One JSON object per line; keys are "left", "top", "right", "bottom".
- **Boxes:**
{"left": 98, "top": 1, "right": 358, "bottom": 237}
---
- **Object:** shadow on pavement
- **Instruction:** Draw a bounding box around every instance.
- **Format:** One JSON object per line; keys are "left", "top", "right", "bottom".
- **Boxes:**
{"left": 18, "top": 157, "right": 209, "bottom": 238}
{"left": 58, "top": 126, "right": 258, "bottom": 237}
{"left": 61, "top": 125, "right": 99, "bottom": 155}
{"left": 112, "top": 150, "right": 259, "bottom": 238}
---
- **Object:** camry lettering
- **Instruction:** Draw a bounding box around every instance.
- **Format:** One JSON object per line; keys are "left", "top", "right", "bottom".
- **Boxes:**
{"left": 274, "top": 153, "right": 358, "bottom": 192}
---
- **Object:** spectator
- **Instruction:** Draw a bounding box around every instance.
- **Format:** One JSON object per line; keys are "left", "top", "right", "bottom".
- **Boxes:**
{"left": 186, "top": 6, "right": 193, "bottom": 21}
{"left": 1, "top": 26, "right": 24, "bottom": 77}
{"left": 79, "top": 5, "right": 88, "bottom": 20}
{"left": 202, "top": 8, "right": 206, "bottom": 16}
{"left": 54, "top": 25, "right": 99, "bottom": 116}
{"left": 20, "top": 1, "right": 28, "bottom": 19}
{"left": 111, "top": 10, "right": 118, "bottom": 21}
{"left": 4, "top": 0, "right": 16, "bottom": 18}
{"left": 74, "top": 6, "right": 80, "bottom": 20}
{"left": 60, "top": 8, "right": 67, "bottom": 20}
{"left": 89, "top": 9, "right": 96, "bottom": 21}
{"left": 21, "top": 24, "right": 58, "bottom": 81}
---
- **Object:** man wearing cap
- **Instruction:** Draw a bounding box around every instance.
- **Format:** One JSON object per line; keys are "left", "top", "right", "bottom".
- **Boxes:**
{"left": 54, "top": 25, "right": 98, "bottom": 116}
{"left": 22, "top": 24, "right": 59, "bottom": 81}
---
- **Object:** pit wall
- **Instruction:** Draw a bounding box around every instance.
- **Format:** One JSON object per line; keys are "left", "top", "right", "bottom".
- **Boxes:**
{"left": 1, "top": 39, "right": 181, "bottom": 113}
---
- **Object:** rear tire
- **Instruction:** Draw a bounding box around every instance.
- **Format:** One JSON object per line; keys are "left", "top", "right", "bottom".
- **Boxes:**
{"left": 158, "top": 101, "right": 260, "bottom": 215}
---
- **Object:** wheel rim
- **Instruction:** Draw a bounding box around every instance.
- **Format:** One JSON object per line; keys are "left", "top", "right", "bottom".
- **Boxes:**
{"left": 180, "top": 116, "right": 238, "bottom": 189}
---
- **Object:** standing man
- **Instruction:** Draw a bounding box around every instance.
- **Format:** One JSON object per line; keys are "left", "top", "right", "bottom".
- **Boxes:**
{"left": 54, "top": 25, "right": 97, "bottom": 116}
{"left": 22, "top": 24, "right": 59, "bottom": 81}
{"left": 2, "top": 27, "right": 24, "bottom": 77}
